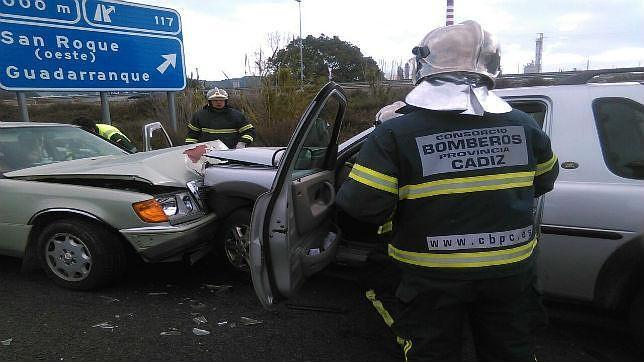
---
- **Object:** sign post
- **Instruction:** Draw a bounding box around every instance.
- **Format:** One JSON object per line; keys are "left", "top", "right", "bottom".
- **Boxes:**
{"left": 0, "top": 0, "right": 186, "bottom": 121}
{"left": 16, "top": 91, "right": 29, "bottom": 122}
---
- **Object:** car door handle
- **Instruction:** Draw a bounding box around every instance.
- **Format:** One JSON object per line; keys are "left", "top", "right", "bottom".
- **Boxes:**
{"left": 316, "top": 181, "right": 335, "bottom": 207}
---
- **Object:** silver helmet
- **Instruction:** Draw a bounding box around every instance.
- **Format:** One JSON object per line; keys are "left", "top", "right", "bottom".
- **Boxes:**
{"left": 411, "top": 20, "right": 501, "bottom": 87}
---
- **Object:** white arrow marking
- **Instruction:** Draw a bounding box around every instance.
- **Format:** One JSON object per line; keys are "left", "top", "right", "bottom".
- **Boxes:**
{"left": 156, "top": 54, "right": 177, "bottom": 74}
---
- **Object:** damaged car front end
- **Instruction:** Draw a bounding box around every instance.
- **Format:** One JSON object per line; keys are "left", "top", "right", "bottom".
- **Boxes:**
{"left": 0, "top": 122, "right": 227, "bottom": 290}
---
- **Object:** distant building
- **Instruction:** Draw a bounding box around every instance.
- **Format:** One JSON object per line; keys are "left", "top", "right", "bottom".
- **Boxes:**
{"left": 524, "top": 60, "right": 539, "bottom": 74}
{"left": 206, "top": 76, "right": 261, "bottom": 89}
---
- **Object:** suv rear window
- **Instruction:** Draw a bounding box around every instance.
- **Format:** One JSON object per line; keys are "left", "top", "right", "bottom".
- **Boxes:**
{"left": 593, "top": 98, "right": 644, "bottom": 180}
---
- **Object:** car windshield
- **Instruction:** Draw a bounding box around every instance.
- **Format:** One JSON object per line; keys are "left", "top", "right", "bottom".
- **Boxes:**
{"left": 0, "top": 125, "right": 128, "bottom": 173}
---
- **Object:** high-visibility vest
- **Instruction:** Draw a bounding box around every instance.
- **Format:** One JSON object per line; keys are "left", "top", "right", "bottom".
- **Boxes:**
{"left": 96, "top": 124, "right": 131, "bottom": 142}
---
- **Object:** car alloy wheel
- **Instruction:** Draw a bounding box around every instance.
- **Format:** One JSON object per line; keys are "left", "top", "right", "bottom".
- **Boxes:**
{"left": 45, "top": 232, "right": 93, "bottom": 282}
{"left": 224, "top": 223, "right": 250, "bottom": 272}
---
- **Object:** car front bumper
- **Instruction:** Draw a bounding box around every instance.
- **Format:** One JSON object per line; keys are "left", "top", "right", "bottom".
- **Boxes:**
{"left": 120, "top": 213, "right": 218, "bottom": 262}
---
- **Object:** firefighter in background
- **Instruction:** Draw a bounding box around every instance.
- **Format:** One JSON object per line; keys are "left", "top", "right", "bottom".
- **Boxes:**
{"left": 73, "top": 116, "right": 137, "bottom": 153}
{"left": 336, "top": 20, "right": 558, "bottom": 361}
{"left": 185, "top": 88, "right": 255, "bottom": 149}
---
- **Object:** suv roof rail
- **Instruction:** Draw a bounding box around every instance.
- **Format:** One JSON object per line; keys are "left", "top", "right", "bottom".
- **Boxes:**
{"left": 556, "top": 67, "right": 644, "bottom": 85}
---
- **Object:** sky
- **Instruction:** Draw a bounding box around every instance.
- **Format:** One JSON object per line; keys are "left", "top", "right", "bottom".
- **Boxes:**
{"left": 137, "top": 0, "right": 644, "bottom": 81}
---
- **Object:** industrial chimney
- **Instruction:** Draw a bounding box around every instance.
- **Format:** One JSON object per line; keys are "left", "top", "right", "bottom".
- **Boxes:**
{"left": 446, "top": 0, "right": 454, "bottom": 26}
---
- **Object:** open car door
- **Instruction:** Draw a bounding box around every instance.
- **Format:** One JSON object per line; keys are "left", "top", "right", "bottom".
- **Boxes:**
{"left": 249, "top": 82, "right": 347, "bottom": 308}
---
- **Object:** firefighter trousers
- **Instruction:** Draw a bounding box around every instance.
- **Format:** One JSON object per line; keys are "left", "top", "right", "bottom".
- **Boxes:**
{"left": 366, "top": 270, "right": 546, "bottom": 362}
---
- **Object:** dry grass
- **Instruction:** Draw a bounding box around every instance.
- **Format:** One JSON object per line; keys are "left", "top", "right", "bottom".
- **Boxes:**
{"left": 0, "top": 80, "right": 412, "bottom": 149}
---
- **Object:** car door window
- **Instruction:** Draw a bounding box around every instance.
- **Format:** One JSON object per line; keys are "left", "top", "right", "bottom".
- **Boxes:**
{"left": 593, "top": 97, "right": 644, "bottom": 179}
{"left": 509, "top": 101, "right": 547, "bottom": 128}
{"left": 293, "top": 96, "right": 342, "bottom": 175}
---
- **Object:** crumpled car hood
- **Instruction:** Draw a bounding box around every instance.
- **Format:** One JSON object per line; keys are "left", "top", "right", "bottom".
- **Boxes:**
{"left": 204, "top": 147, "right": 284, "bottom": 167}
{"left": 4, "top": 143, "right": 227, "bottom": 187}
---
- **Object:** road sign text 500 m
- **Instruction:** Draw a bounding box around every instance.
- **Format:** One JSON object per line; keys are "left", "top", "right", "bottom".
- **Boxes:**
{"left": 2, "top": 0, "right": 46, "bottom": 11}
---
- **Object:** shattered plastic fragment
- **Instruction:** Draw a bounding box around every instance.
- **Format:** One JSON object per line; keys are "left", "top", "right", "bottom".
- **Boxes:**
{"left": 1, "top": 338, "right": 12, "bottom": 346}
{"left": 193, "top": 315, "right": 208, "bottom": 325}
{"left": 160, "top": 328, "right": 182, "bottom": 336}
{"left": 147, "top": 292, "right": 169, "bottom": 296}
{"left": 192, "top": 328, "right": 210, "bottom": 336}
{"left": 99, "top": 296, "right": 119, "bottom": 303}
{"left": 91, "top": 322, "right": 118, "bottom": 331}
{"left": 239, "top": 317, "right": 263, "bottom": 326}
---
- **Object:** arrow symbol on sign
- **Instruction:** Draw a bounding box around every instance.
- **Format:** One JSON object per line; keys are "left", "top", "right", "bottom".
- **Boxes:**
{"left": 156, "top": 54, "right": 177, "bottom": 74}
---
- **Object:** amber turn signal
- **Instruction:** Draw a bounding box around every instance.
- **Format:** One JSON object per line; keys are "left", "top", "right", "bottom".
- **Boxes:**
{"left": 132, "top": 199, "right": 169, "bottom": 223}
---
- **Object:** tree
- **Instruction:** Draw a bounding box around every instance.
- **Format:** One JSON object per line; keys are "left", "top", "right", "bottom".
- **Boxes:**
{"left": 268, "top": 34, "right": 382, "bottom": 82}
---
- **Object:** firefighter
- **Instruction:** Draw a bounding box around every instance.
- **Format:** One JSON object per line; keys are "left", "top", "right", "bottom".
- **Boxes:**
{"left": 185, "top": 87, "right": 255, "bottom": 149}
{"left": 336, "top": 20, "right": 558, "bottom": 361}
{"left": 73, "top": 117, "right": 137, "bottom": 153}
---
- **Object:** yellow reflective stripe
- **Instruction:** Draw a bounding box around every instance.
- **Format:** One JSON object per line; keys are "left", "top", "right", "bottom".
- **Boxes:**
{"left": 238, "top": 124, "right": 254, "bottom": 132}
{"left": 349, "top": 172, "right": 398, "bottom": 194}
{"left": 187, "top": 123, "right": 201, "bottom": 132}
{"left": 241, "top": 134, "right": 254, "bottom": 142}
{"left": 399, "top": 171, "right": 534, "bottom": 200}
{"left": 349, "top": 164, "right": 398, "bottom": 194}
{"left": 536, "top": 154, "right": 557, "bottom": 176}
{"left": 403, "top": 340, "right": 413, "bottom": 361}
{"left": 366, "top": 289, "right": 413, "bottom": 361}
{"left": 365, "top": 290, "right": 394, "bottom": 327}
{"left": 388, "top": 238, "right": 537, "bottom": 268}
{"left": 378, "top": 221, "right": 393, "bottom": 235}
{"left": 354, "top": 164, "right": 397, "bottom": 183}
{"left": 185, "top": 138, "right": 198, "bottom": 143}
{"left": 202, "top": 128, "right": 238, "bottom": 134}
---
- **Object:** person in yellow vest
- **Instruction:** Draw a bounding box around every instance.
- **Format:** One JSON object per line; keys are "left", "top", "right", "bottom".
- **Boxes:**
{"left": 73, "top": 116, "right": 137, "bottom": 153}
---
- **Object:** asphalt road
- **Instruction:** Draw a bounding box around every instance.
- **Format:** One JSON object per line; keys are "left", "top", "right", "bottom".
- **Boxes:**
{"left": 0, "top": 255, "right": 642, "bottom": 362}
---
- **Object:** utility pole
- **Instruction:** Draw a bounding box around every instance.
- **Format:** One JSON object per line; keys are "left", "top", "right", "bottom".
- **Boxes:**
{"left": 295, "top": 0, "right": 304, "bottom": 88}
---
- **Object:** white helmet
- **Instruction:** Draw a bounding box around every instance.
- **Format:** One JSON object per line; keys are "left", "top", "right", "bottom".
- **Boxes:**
{"left": 207, "top": 87, "right": 228, "bottom": 100}
{"left": 375, "top": 101, "right": 407, "bottom": 125}
{"left": 411, "top": 20, "right": 501, "bottom": 87}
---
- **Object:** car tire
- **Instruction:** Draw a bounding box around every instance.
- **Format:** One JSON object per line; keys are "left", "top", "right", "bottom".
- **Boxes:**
{"left": 629, "top": 289, "right": 644, "bottom": 350}
{"left": 214, "top": 208, "right": 251, "bottom": 275}
{"left": 37, "top": 219, "right": 127, "bottom": 290}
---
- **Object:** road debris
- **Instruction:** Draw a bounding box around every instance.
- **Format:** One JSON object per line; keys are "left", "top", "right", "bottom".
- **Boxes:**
{"left": 193, "top": 315, "right": 208, "bottom": 325}
{"left": 91, "top": 322, "right": 118, "bottom": 331}
{"left": 239, "top": 317, "right": 262, "bottom": 326}
{"left": 192, "top": 328, "right": 210, "bottom": 336}
{"left": 160, "top": 328, "right": 182, "bottom": 336}
{"left": 1, "top": 338, "right": 12, "bottom": 346}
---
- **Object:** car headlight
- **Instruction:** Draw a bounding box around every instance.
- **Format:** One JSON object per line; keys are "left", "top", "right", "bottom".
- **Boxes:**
{"left": 157, "top": 196, "right": 178, "bottom": 216}
{"left": 153, "top": 191, "right": 204, "bottom": 225}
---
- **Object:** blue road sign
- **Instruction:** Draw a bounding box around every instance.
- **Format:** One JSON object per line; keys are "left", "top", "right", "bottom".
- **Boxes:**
{"left": 0, "top": 0, "right": 185, "bottom": 91}
{"left": 84, "top": 0, "right": 181, "bottom": 35}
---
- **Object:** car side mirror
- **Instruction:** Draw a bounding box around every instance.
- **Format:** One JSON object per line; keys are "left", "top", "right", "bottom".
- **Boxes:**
{"left": 142, "top": 122, "right": 173, "bottom": 151}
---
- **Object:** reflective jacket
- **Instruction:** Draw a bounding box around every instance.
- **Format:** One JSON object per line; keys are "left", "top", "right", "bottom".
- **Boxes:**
{"left": 95, "top": 124, "right": 137, "bottom": 153}
{"left": 185, "top": 105, "right": 255, "bottom": 148}
{"left": 336, "top": 108, "right": 558, "bottom": 279}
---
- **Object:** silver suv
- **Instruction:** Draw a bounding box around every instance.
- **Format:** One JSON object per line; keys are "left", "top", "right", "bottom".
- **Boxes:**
{"left": 495, "top": 71, "right": 644, "bottom": 343}
{"left": 201, "top": 71, "right": 644, "bottom": 345}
